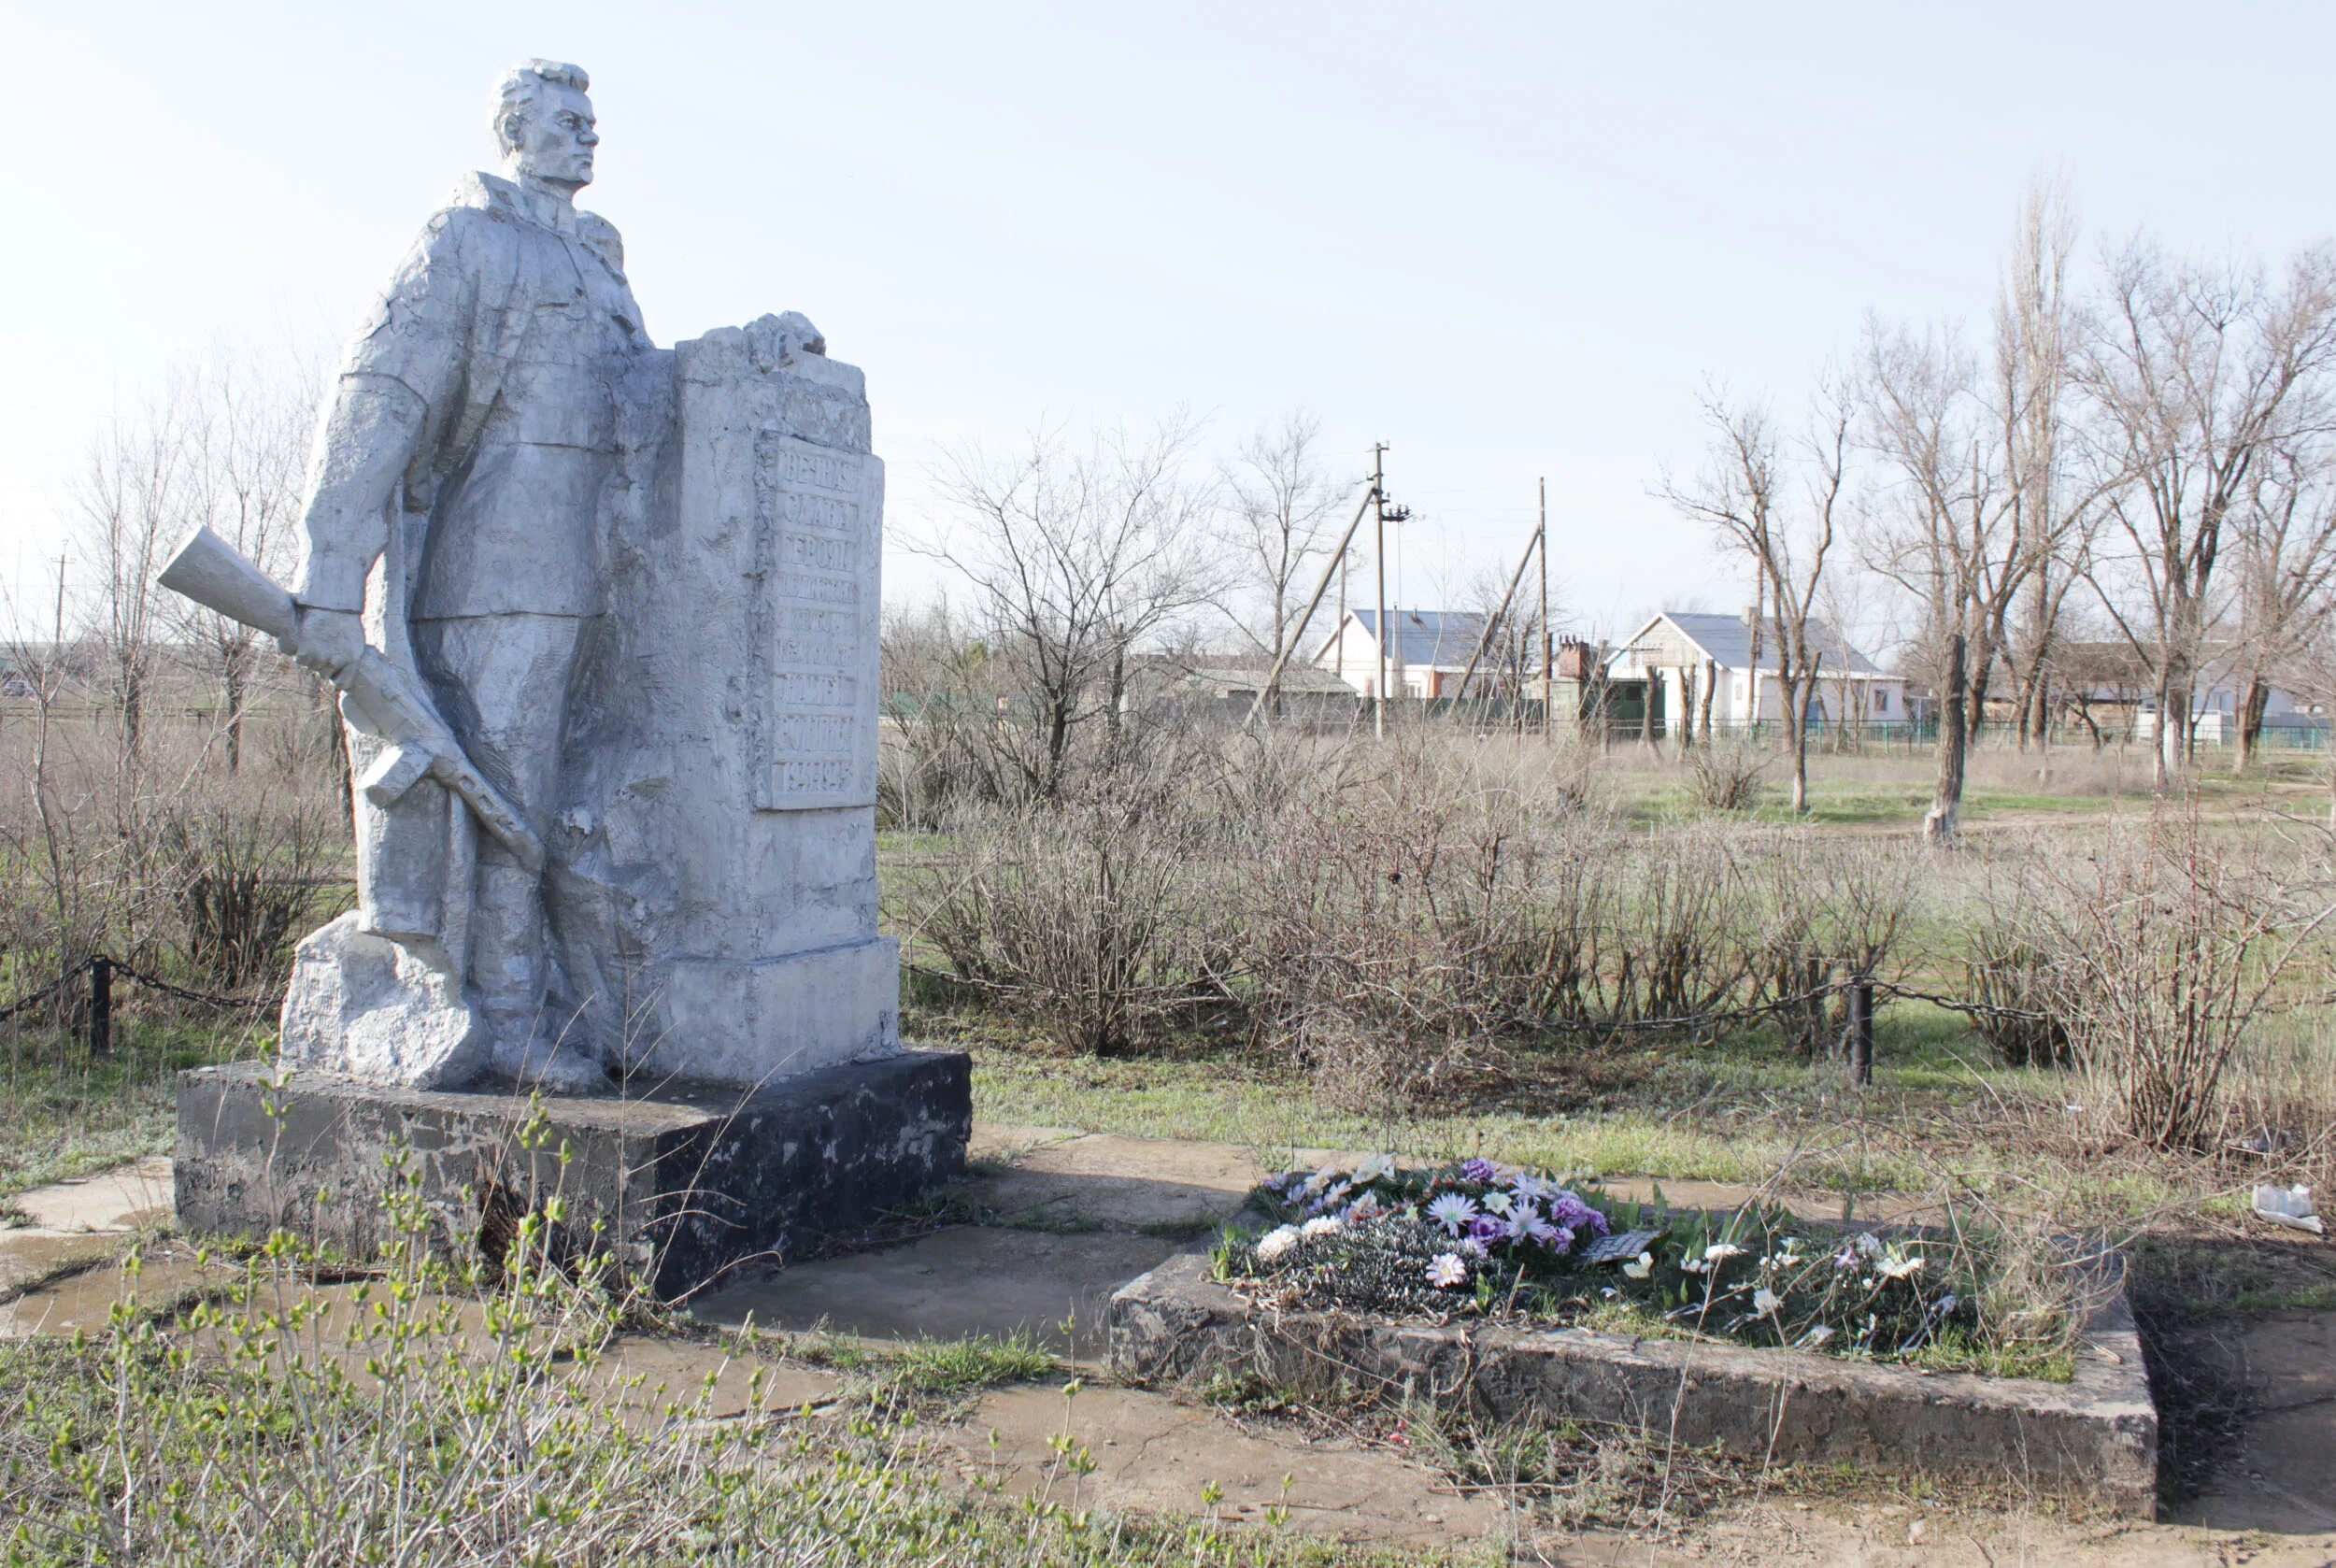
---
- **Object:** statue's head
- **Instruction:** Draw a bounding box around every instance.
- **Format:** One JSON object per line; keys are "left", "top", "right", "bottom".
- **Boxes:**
{"left": 491, "top": 60, "right": 596, "bottom": 193}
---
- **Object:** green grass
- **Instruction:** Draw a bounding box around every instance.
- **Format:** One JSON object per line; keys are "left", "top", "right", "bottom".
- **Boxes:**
{"left": 939, "top": 997, "right": 2222, "bottom": 1224}
{"left": 0, "top": 1018, "right": 268, "bottom": 1199}
{"left": 891, "top": 1329, "right": 1057, "bottom": 1395}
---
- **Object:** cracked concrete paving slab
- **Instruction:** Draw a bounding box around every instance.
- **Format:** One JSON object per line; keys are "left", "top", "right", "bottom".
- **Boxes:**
{"left": 11, "top": 1157, "right": 174, "bottom": 1233}
{"left": 2, "top": 1156, "right": 177, "bottom": 1303}
{"left": 690, "top": 1227, "right": 1180, "bottom": 1359}
{"left": 2172, "top": 1311, "right": 2336, "bottom": 1536}
{"left": 926, "top": 1385, "right": 1517, "bottom": 1547}
{"left": 0, "top": 1243, "right": 234, "bottom": 1338}
{"left": 957, "top": 1133, "right": 1263, "bottom": 1233}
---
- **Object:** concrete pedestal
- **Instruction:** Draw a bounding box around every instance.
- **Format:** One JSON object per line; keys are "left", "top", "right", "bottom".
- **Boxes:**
{"left": 175, "top": 1049, "right": 970, "bottom": 1298}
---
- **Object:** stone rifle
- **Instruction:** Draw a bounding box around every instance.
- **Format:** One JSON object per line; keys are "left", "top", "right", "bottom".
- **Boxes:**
{"left": 157, "top": 524, "right": 547, "bottom": 874}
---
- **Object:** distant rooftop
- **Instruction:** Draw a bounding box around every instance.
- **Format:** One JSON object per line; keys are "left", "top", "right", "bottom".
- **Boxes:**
{"left": 1339, "top": 609, "right": 1495, "bottom": 670}
{"left": 1632, "top": 610, "right": 1883, "bottom": 676}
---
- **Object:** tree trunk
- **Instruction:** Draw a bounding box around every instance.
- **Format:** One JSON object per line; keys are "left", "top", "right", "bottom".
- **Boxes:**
{"left": 1785, "top": 668, "right": 1811, "bottom": 816}
{"left": 2236, "top": 675, "right": 2272, "bottom": 773}
{"left": 222, "top": 656, "right": 247, "bottom": 776}
{"left": 1700, "top": 658, "right": 1716, "bottom": 742}
{"left": 1923, "top": 633, "right": 1967, "bottom": 847}
{"left": 1676, "top": 665, "right": 1697, "bottom": 754}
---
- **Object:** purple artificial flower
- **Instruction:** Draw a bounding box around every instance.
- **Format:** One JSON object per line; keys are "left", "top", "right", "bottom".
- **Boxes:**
{"left": 1545, "top": 1225, "right": 1575, "bottom": 1252}
{"left": 1465, "top": 1214, "right": 1508, "bottom": 1247}
{"left": 1460, "top": 1158, "right": 1503, "bottom": 1184}
{"left": 1548, "top": 1191, "right": 1611, "bottom": 1237}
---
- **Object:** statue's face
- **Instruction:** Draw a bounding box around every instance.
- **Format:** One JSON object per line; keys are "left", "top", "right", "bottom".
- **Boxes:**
{"left": 506, "top": 83, "right": 598, "bottom": 192}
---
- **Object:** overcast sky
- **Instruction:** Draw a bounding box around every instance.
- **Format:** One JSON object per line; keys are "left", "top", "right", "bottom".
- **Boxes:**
{"left": 5, "top": 1, "right": 2333, "bottom": 647}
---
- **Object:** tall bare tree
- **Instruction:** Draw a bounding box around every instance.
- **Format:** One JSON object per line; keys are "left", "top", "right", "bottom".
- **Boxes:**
{"left": 2076, "top": 241, "right": 2336, "bottom": 786}
{"left": 1663, "top": 381, "right": 1851, "bottom": 815}
{"left": 1995, "top": 183, "right": 2100, "bottom": 749}
{"left": 913, "top": 416, "right": 1226, "bottom": 800}
{"left": 2230, "top": 443, "right": 2336, "bottom": 768}
{"left": 1214, "top": 411, "right": 1346, "bottom": 708}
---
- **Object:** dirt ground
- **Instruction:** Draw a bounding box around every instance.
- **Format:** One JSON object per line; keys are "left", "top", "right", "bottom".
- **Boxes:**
{"left": 5, "top": 1129, "right": 2332, "bottom": 1563}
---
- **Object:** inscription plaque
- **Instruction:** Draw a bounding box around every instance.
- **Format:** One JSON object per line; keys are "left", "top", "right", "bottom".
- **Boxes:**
{"left": 753, "top": 431, "right": 880, "bottom": 810}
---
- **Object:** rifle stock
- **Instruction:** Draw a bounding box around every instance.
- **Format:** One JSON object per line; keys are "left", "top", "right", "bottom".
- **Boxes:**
{"left": 156, "top": 526, "right": 547, "bottom": 873}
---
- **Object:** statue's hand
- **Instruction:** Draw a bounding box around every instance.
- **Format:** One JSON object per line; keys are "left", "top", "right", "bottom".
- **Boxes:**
{"left": 748, "top": 311, "right": 827, "bottom": 372}
{"left": 288, "top": 607, "right": 366, "bottom": 679}
{"left": 777, "top": 311, "right": 826, "bottom": 357}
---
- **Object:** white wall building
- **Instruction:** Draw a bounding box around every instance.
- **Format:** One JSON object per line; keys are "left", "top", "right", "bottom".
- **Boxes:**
{"left": 1604, "top": 610, "right": 1907, "bottom": 731}
{"left": 1311, "top": 609, "right": 1500, "bottom": 699}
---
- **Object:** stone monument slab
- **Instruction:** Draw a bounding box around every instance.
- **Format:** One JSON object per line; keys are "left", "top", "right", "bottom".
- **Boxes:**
{"left": 160, "top": 59, "right": 967, "bottom": 1292}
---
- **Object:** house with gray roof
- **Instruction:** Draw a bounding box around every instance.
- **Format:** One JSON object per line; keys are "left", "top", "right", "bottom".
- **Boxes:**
{"left": 1604, "top": 610, "right": 1907, "bottom": 732}
{"left": 1309, "top": 608, "right": 1512, "bottom": 699}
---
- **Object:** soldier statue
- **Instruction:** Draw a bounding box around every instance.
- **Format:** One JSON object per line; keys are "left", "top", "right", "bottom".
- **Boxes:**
{"left": 282, "top": 60, "right": 644, "bottom": 1090}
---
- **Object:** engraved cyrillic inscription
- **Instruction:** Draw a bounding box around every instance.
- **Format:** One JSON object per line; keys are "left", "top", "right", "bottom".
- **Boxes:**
{"left": 754, "top": 430, "right": 879, "bottom": 810}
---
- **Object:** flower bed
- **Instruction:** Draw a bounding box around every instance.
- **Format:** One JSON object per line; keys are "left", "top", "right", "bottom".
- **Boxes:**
{"left": 1113, "top": 1156, "right": 2158, "bottom": 1516}
{"left": 1231, "top": 1157, "right": 2072, "bottom": 1380}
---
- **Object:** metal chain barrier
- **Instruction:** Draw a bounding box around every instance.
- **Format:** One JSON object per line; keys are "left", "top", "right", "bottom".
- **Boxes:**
{"left": 0, "top": 955, "right": 275, "bottom": 1057}
{"left": 0, "top": 957, "right": 94, "bottom": 1024}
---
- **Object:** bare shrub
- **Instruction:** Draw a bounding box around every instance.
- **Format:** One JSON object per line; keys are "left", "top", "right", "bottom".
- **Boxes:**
{"left": 156, "top": 790, "right": 345, "bottom": 991}
{"left": 906, "top": 767, "right": 1232, "bottom": 1056}
{"left": 2027, "top": 810, "right": 2336, "bottom": 1149}
{"left": 1945, "top": 843, "right": 2074, "bottom": 1068}
{"left": 1685, "top": 741, "right": 1766, "bottom": 813}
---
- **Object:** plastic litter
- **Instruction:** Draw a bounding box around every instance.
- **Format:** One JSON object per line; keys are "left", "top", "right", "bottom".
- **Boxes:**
{"left": 2251, "top": 1184, "right": 2325, "bottom": 1235}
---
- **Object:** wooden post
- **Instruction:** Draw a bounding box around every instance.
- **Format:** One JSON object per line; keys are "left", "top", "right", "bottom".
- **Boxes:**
{"left": 1847, "top": 974, "right": 1874, "bottom": 1086}
{"left": 88, "top": 955, "right": 111, "bottom": 1060}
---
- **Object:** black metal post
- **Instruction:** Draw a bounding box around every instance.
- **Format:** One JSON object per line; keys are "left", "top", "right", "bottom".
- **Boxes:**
{"left": 1848, "top": 973, "right": 1873, "bottom": 1086}
{"left": 88, "top": 955, "right": 111, "bottom": 1059}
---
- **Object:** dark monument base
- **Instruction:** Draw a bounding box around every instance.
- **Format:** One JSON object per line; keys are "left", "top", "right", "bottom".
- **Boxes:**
{"left": 176, "top": 1049, "right": 971, "bottom": 1299}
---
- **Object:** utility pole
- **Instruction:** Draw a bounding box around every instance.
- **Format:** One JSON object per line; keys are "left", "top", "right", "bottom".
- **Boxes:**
{"left": 1370, "top": 443, "right": 1410, "bottom": 738}
{"left": 1537, "top": 478, "right": 1551, "bottom": 741}
{"left": 1372, "top": 443, "right": 1389, "bottom": 738}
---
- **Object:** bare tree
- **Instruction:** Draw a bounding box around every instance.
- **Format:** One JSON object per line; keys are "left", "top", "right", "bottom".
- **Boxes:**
{"left": 2229, "top": 444, "right": 2336, "bottom": 769}
{"left": 166, "top": 352, "right": 313, "bottom": 773}
{"left": 1995, "top": 184, "right": 2101, "bottom": 750}
{"left": 72, "top": 390, "right": 190, "bottom": 762}
{"left": 913, "top": 416, "right": 1227, "bottom": 800}
{"left": 2075, "top": 241, "right": 2336, "bottom": 786}
{"left": 1214, "top": 411, "right": 1347, "bottom": 708}
{"left": 1663, "top": 381, "right": 1851, "bottom": 815}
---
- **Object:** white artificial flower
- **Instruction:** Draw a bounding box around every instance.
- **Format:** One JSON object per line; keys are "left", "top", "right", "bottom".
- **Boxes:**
{"left": 1481, "top": 1190, "right": 1514, "bottom": 1216}
{"left": 1703, "top": 1243, "right": 1747, "bottom": 1264}
{"left": 1426, "top": 1193, "right": 1479, "bottom": 1234}
{"left": 1425, "top": 1253, "right": 1469, "bottom": 1290}
{"left": 1752, "top": 1288, "right": 1781, "bottom": 1317}
{"left": 1601, "top": 1286, "right": 1620, "bottom": 1299}
{"left": 1622, "top": 1251, "right": 1654, "bottom": 1280}
{"left": 1301, "top": 1163, "right": 1342, "bottom": 1195}
{"left": 1301, "top": 1216, "right": 1343, "bottom": 1239}
{"left": 1877, "top": 1252, "right": 1925, "bottom": 1281}
{"left": 1795, "top": 1324, "right": 1835, "bottom": 1348}
{"left": 1352, "top": 1153, "right": 1397, "bottom": 1186}
{"left": 1680, "top": 1257, "right": 1708, "bottom": 1276}
{"left": 1254, "top": 1225, "right": 1301, "bottom": 1262}
{"left": 1853, "top": 1232, "right": 1885, "bottom": 1258}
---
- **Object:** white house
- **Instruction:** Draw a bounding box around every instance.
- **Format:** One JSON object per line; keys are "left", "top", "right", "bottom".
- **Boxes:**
{"left": 2128, "top": 644, "right": 2329, "bottom": 743}
{"left": 1311, "top": 609, "right": 1504, "bottom": 699}
{"left": 1604, "top": 610, "right": 1907, "bottom": 732}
